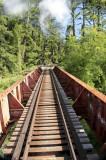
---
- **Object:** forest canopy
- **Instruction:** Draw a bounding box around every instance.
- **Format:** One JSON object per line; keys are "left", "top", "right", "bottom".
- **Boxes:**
{"left": 0, "top": 0, "right": 106, "bottom": 93}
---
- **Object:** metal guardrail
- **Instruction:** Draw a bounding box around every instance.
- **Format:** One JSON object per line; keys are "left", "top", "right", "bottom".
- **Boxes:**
{"left": 54, "top": 66, "right": 106, "bottom": 143}
{"left": 0, "top": 67, "right": 42, "bottom": 135}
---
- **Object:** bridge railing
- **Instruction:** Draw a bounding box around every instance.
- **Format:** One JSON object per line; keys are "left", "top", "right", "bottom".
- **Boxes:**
{"left": 54, "top": 66, "right": 106, "bottom": 143}
{"left": 0, "top": 67, "right": 42, "bottom": 135}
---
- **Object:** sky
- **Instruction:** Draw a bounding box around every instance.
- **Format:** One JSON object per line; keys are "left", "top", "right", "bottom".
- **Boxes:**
{"left": 2, "top": 0, "right": 81, "bottom": 37}
{"left": 38, "top": 0, "right": 71, "bottom": 34}
{"left": 2, "top": 0, "right": 29, "bottom": 15}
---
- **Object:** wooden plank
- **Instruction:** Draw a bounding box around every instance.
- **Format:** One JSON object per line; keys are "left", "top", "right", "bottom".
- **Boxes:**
{"left": 32, "top": 135, "right": 66, "bottom": 140}
{"left": 29, "top": 146, "right": 69, "bottom": 153}
{"left": 4, "top": 148, "right": 14, "bottom": 155}
{"left": 33, "top": 130, "right": 65, "bottom": 135}
{"left": 37, "top": 109, "right": 59, "bottom": 112}
{"left": 6, "top": 141, "right": 17, "bottom": 148}
{"left": 36, "top": 115, "right": 61, "bottom": 118}
{"left": 37, "top": 111, "right": 60, "bottom": 114}
{"left": 30, "top": 139, "right": 67, "bottom": 146}
{"left": 14, "top": 128, "right": 22, "bottom": 132}
{"left": 34, "top": 123, "right": 63, "bottom": 127}
{"left": 36, "top": 113, "right": 61, "bottom": 116}
{"left": 10, "top": 136, "right": 19, "bottom": 141}
{"left": 28, "top": 156, "right": 71, "bottom": 160}
{"left": 35, "top": 120, "right": 62, "bottom": 123}
{"left": 17, "top": 121, "right": 25, "bottom": 124}
{"left": 38, "top": 106, "right": 57, "bottom": 108}
{"left": 12, "top": 132, "right": 20, "bottom": 136}
{"left": 38, "top": 103, "right": 58, "bottom": 106}
{"left": 18, "top": 118, "right": 26, "bottom": 121}
{"left": 34, "top": 126, "right": 64, "bottom": 130}
{"left": 16, "top": 124, "right": 24, "bottom": 127}
{"left": 36, "top": 117, "right": 62, "bottom": 120}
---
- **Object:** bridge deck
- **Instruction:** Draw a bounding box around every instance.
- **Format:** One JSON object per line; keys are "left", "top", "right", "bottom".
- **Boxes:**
{"left": 3, "top": 69, "right": 99, "bottom": 160}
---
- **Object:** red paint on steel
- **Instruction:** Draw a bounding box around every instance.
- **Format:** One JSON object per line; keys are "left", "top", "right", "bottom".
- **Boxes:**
{"left": 54, "top": 67, "right": 106, "bottom": 103}
{"left": 54, "top": 66, "right": 106, "bottom": 143}
{"left": 21, "top": 82, "right": 32, "bottom": 102}
{"left": 0, "top": 102, "right": 6, "bottom": 133}
{"left": 9, "top": 93, "right": 24, "bottom": 110}
{"left": 0, "top": 67, "right": 42, "bottom": 135}
{"left": 0, "top": 67, "right": 41, "bottom": 100}
{"left": 28, "top": 76, "right": 36, "bottom": 90}
{"left": 8, "top": 93, "right": 24, "bottom": 119}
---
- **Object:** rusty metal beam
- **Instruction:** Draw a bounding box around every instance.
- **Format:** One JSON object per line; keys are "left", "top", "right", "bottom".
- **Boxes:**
{"left": 0, "top": 67, "right": 42, "bottom": 135}
{"left": 8, "top": 93, "right": 24, "bottom": 119}
{"left": 53, "top": 66, "right": 106, "bottom": 143}
{"left": 73, "top": 88, "right": 85, "bottom": 107}
{"left": 54, "top": 66, "right": 106, "bottom": 103}
{"left": 0, "top": 67, "right": 40, "bottom": 101}
{"left": 29, "top": 76, "right": 36, "bottom": 90}
{"left": 21, "top": 81, "right": 32, "bottom": 101}
{"left": 0, "top": 102, "right": 6, "bottom": 134}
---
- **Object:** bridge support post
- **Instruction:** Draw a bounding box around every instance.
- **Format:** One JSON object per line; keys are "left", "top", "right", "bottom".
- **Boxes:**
{"left": 21, "top": 81, "right": 32, "bottom": 102}
{"left": 0, "top": 102, "right": 6, "bottom": 133}
{"left": 9, "top": 93, "right": 24, "bottom": 119}
{"left": 73, "top": 88, "right": 88, "bottom": 116}
{"left": 29, "top": 76, "right": 36, "bottom": 90}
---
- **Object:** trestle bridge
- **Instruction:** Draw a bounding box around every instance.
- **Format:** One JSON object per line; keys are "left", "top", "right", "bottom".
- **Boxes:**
{"left": 0, "top": 66, "right": 106, "bottom": 160}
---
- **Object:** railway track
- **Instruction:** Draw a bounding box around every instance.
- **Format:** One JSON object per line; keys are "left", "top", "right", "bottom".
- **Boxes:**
{"left": 4, "top": 69, "right": 99, "bottom": 160}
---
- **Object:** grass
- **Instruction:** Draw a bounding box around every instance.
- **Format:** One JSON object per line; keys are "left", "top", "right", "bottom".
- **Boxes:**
{"left": 0, "top": 74, "right": 24, "bottom": 93}
{"left": 0, "top": 65, "right": 37, "bottom": 93}
{"left": 80, "top": 118, "right": 101, "bottom": 152}
{"left": 69, "top": 99, "right": 101, "bottom": 152}
{"left": 69, "top": 98, "right": 74, "bottom": 105}
{"left": 0, "top": 65, "right": 37, "bottom": 157}
{"left": 0, "top": 122, "right": 17, "bottom": 158}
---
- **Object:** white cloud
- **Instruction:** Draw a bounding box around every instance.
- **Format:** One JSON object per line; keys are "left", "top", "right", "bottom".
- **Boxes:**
{"left": 39, "top": 0, "right": 70, "bottom": 34}
{"left": 3, "top": 0, "right": 29, "bottom": 16}
{"left": 2, "top": 0, "right": 70, "bottom": 34}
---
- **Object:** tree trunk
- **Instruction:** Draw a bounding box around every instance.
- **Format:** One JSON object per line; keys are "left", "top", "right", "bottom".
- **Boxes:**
{"left": 7, "top": 17, "right": 9, "bottom": 31}
{"left": 71, "top": 0, "right": 75, "bottom": 36}
{"left": 58, "top": 42, "right": 60, "bottom": 63}
{"left": 43, "top": 39, "right": 46, "bottom": 64}
{"left": 93, "top": 9, "right": 95, "bottom": 27}
{"left": 22, "top": 36, "right": 26, "bottom": 61}
{"left": 82, "top": 0, "right": 85, "bottom": 37}
{"left": 17, "top": 31, "right": 22, "bottom": 71}
{"left": 22, "top": 10, "right": 30, "bottom": 62}
{"left": 51, "top": 41, "right": 54, "bottom": 63}
{"left": 72, "top": 8, "right": 75, "bottom": 36}
{"left": 97, "top": 6, "right": 100, "bottom": 27}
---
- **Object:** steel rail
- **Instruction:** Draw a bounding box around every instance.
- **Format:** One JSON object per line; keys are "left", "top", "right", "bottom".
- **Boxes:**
{"left": 51, "top": 70, "right": 77, "bottom": 160}
{"left": 11, "top": 71, "right": 44, "bottom": 160}
{"left": 4, "top": 68, "right": 100, "bottom": 160}
{"left": 22, "top": 72, "right": 44, "bottom": 160}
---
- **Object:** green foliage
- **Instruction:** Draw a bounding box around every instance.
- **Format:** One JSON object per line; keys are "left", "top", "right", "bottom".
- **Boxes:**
{"left": 0, "top": 122, "right": 17, "bottom": 158}
{"left": 62, "top": 27, "right": 106, "bottom": 93}
{"left": 80, "top": 118, "right": 101, "bottom": 152}
{"left": 0, "top": 0, "right": 105, "bottom": 95}
{"left": 0, "top": 74, "right": 23, "bottom": 93}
